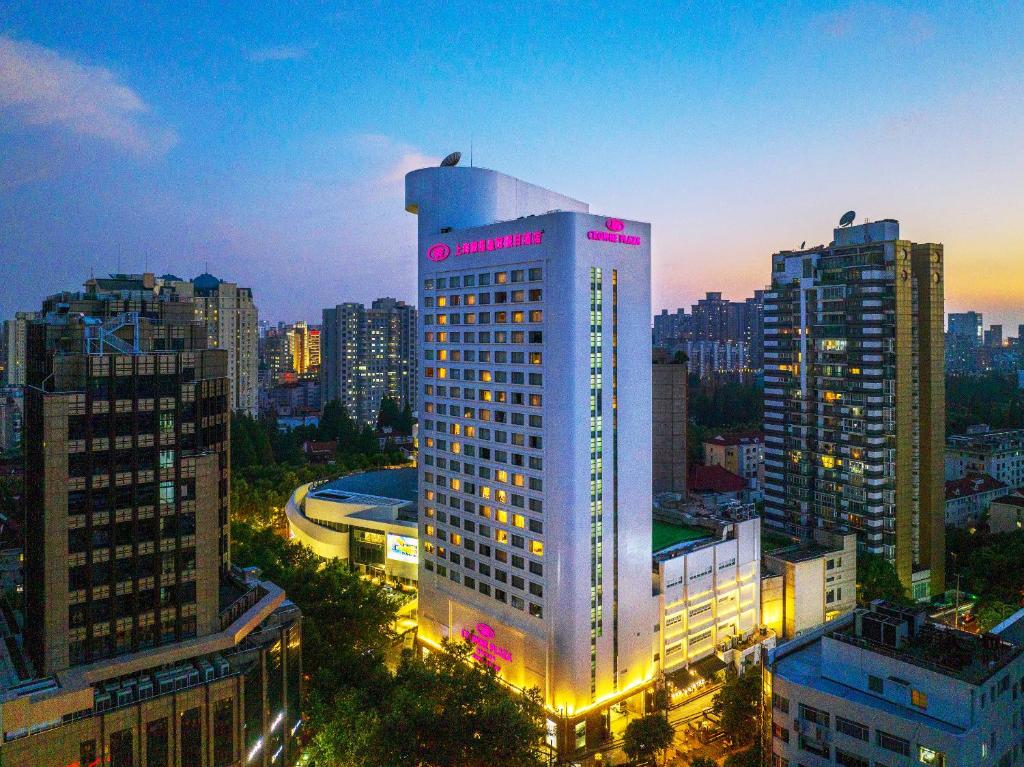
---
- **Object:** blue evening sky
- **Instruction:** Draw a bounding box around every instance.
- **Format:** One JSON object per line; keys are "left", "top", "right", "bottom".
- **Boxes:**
{"left": 2, "top": 2, "right": 1022, "bottom": 327}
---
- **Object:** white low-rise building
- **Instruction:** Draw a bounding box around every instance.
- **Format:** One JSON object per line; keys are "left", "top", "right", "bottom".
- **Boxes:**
{"left": 286, "top": 482, "right": 418, "bottom": 586}
{"left": 766, "top": 601, "right": 1024, "bottom": 767}
{"left": 652, "top": 504, "right": 765, "bottom": 685}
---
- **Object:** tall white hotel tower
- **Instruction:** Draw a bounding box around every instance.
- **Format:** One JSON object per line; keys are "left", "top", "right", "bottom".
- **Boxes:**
{"left": 407, "top": 164, "right": 655, "bottom": 746}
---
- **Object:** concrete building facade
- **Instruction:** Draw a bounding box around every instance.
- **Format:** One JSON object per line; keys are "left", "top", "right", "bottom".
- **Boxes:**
{"left": 765, "top": 602, "right": 1024, "bottom": 767}
{"left": 652, "top": 350, "right": 687, "bottom": 494}
{"left": 408, "top": 164, "right": 655, "bottom": 755}
{"left": 761, "top": 529, "right": 857, "bottom": 640}
{"left": 762, "top": 219, "right": 946, "bottom": 597}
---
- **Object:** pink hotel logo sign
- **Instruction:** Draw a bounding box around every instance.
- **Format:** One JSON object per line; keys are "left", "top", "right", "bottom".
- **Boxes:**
{"left": 588, "top": 217, "right": 641, "bottom": 245}
{"left": 427, "top": 231, "right": 544, "bottom": 263}
{"left": 461, "top": 622, "right": 513, "bottom": 672}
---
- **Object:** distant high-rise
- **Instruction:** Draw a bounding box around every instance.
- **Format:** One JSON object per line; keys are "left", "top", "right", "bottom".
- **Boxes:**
{"left": 652, "top": 308, "right": 689, "bottom": 348}
{"left": 763, "top": 219, "right": 945, "bottom": 598}
{"left": 3, "top": 311, "right": 37, "bottom": 387}
{"left": 945, "top": 311, "right": 983, "bottom": 373}
{"left": 652, "top": 349, "right": 687, "bottom": 494}
{"left": 159, "top": 274, "right": 259, "bottom": 416}
{"left": 321, "top": 298, "right": 416, "bottom": 424}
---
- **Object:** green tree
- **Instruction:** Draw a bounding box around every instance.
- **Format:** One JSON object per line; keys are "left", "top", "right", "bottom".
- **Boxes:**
{"left": 712, "top": 666, "right": 760, "bottom": 747}
{"left": 397, "top": 401, "right": 414, "bottom": 434}
{"left": 622, "top": 713, "right": 675, "bottom": 766}
{"left": 689, "top": 758, "right": 717, "bottom": 767}
{"left": 975, "top": 599, "right": 1017, "bottom": 632}
{"left": 375, "top": 640, "right": 546, "bottom": 767}
{"left": 308, "top": 688, "right": 382, "bottom": 767}
{"left": 377, "top": 395, "right": 401, "bottom": 430}
{"left": 724, "top": 742, "right": 762, "bottom": 767}
{"left": 857, "top": 552, "right": 907, "bottom": 606}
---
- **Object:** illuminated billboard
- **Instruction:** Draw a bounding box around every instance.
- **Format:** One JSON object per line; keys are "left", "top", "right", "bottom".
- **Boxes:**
{"left": 386, "top": 533, "right": 418, "bottom": 564}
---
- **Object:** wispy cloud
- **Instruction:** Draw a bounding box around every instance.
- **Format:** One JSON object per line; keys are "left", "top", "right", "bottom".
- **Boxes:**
{"left": 813, "top": 4, "right": 936, "bottom": 43}
{"left": 247, "top": 43, "right": 313, "bottom": 63}
{"left": 0, "top": 35, "right": 176, "bottom": 156}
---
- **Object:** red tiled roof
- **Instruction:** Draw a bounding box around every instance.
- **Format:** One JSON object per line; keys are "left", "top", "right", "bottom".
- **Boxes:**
{"left": 706, "top": 431, "right": 765, "bottom": 447}
{"left": 690, "top": 464, "right": 747, "bottom": 493}
{"left": 944, "top": 473, "right": 1008, "bottom": 501}
{"left": 993, "top": 494, "right": 1024, "bottom": 509}
{"left": 303, "top": 440, "right": 337, "bottom": 454}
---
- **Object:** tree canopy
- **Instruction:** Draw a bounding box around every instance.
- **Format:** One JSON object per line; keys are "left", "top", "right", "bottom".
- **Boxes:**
{"left": 310, "top": 640, "right": 546, "bottom": 767}
{"left": 856, "top": 552, "right": 907, "bottom": 606}
{"left": 712, "top": 665, "right": 760, "bottom": 747}
{"left": 622, "top": 712, "right": 675, "bottom": 766}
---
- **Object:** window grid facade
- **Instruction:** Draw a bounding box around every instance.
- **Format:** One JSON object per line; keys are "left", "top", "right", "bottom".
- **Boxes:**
{"left": 420, "top": 267, "right": 547, "bottom": 622}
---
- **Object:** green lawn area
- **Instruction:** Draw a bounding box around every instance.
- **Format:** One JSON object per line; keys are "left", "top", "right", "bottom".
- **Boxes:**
{"left": 653, "top": 520, "right": 710, "bottom": 552}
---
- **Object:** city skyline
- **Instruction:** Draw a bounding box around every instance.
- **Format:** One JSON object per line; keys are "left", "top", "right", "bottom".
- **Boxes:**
{"left": 2, "top": 3, "right": 1024, "bottom": 328}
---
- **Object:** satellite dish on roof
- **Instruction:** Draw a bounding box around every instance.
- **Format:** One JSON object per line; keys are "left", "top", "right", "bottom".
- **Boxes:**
{"left": 839, "top": 210, "right": 856, "bottom": 227}
{"left": 440, "top": 152, "right": 461, "bottom": 167}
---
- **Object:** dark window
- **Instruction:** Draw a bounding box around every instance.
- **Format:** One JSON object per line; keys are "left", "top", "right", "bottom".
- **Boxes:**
{"left": 110, "top": 729, "right": 134, "bottom": 767}
{"left": 80, "top": 739, "right": 97, "bottom": 767}
{"left": 836, "top": 716, "right": 868, "bottom": 741}
{"left": 180, "top": 707, "right": 202, "bottom": 767}
{"left": 146, "top": 718, "right": 168, "bottom": 767}
{"left": 213, "top": 699, "right": 234, "bottom": 767}
{"left": 877, "top": 730, "right": 910, "bottom": 756}
{"left": 834, "top": 749, "right": 869, "bottom": 767}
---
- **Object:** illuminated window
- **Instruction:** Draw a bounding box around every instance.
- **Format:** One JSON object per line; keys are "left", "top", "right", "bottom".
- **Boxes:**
{"left": 479, "top": 506, "right": 493, "bottom": 519}
{"left": 437, "top": 349, "right": 448, "bottom": 361}
{"left": 495, "top": 272, "right": 508, "bottom": 284}
{"left": 911, "top": 689, "right": 928, "bottom": 709}
{"left": 481, "top": 371, "right": 492, "bottom": 382}
{"left": 496, "top": 469, "right": 509, "bottom": 483}
{"left": 451, "top": 442, "right": 461, "bottom": 454}
{"left": 480, "top": 486, "right": 492, "bottom": 500}
{"left": 437, "top": 315, "right": 447, "bottom": 325}
{"left": 512, "top": 514, "right": 525, "bottom": 528}
{"left": 529, "top": 352, "right": 542, "bottom": 364}
{"left": 512, "top": 311, "right": 524, "bottom": 323}
{"left": 437, "top": 368, "right": 447, "bottom": 379}
{"left": 496, "top": 489, "right": 508, "bottom": 504}
{"left": 496, "top": 529, "right": 509, "bottom": 544}
{"left": 450, "top": 479, "right": 461, "bottom": 491}
{"left": 437, "top": 296, "right": 447, "bottom": 307}
{"left": 464, "top": 426, "right": 476, "bottom": 438}
{"left": 450, "top": 424, "right": 461, "bottom": 435}
{"left": 496, "top": 509, "right": 508, "bottom": 524}
{"left": 529, "top": 310, "right": 542, "bottom": 322}
{"left": 512, "top": 474, "right": 525, "bottom": 487}
{"left": 424, "top": 507, "right": 435, "bottom": 517}
{"left": 437, "top": 332, "right": 447, "bottom": 342}
{"left": 530, "top": 540, "right": 544, "bottom": 557}
{"left": 451, "top": 533, "right": 462, "bottom": 546}
{"left": 425, "top": 525, "right": 434, "bottom": 536}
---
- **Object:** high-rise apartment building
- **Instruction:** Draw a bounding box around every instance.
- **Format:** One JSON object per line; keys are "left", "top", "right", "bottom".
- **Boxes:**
{"left": 8, "top": 291, "right": 302, "bottom": 766}
{"left": 946, "top": 310, "right": 983, "bottom": 373}
{"left": 159, "top": 273, "right": 260, "bottom": 416}
{"left": 3, "top": 311, "right": 37, "bottom": 387}
{"left": 408, "top": 163, "right": 654, "bottom": 754}
{"left": 762, "top": 219, "right": 945, "bottom": 597}
{"left": 321, "top": 298, "right": 416, "bottom": 424}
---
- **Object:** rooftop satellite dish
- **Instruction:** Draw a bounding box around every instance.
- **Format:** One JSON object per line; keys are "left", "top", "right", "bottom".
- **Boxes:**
{"left": 839, "top": 210, "right": 856, "bottom": 227}
{"left": 440, "top": 152, "right": 461, "bottom": 167}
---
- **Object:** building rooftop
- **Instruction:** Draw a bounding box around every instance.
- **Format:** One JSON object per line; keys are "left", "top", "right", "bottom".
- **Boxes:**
{"left": 773, "top": 633, "right": 966, "bottom": 736}
{"left": 767, "top": 541, "right": 841, "bottom": 564}
{"left": 948, "top": 427, "right": 1024, "bottom": 451}
{"left": 689, "top": 464, "right": 747, "bottom": 493}
{"left": 992, "top": 494, "right": 1024, "bottom": 509}
{"left": 705, "top": 431, "right": 765, "bottom": 447}
{"left": 830, "top": 603, "right": 1022, "bottom": 686}
{"left": 652, "top": 521, "right": 710, "bottom": 554}
{"left": 945, "top": 473, "right": 1007, "bottom": 500}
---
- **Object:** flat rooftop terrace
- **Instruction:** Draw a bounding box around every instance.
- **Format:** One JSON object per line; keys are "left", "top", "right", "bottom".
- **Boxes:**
{"left": 652, "top": 521, "right": 711, "bottom": 556}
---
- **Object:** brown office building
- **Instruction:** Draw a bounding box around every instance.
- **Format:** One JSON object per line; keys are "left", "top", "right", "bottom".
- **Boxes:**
{"left": 762, "top": 219, "right": 945, "bottom": 598}
{"left": 3, "top": 288, "right": 301, "bottom": 767}
{"left": 652, "top": 348, "right": 687, "bottom": 494}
